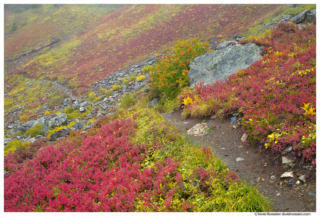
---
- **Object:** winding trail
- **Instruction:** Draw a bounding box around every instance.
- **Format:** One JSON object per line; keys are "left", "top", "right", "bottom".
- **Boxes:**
{"left": 162, "top": 111, "right": 316, "bottom": 212}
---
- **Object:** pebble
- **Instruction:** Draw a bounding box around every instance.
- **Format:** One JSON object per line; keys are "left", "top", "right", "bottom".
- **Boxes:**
{"left": 276, "top": 193, "right": 280, "bottom": 196}
{"left": 281, "top": 171, "right": 293, "bottom": 178}
{"left": 299, "top": 175, "right": 306, "bottom": 183}
{"left": 270, "top": 175, "right": 276, "bottom": 180}
{"left": 308, "top": 192, "right": 316, "bottom": 197}
{"left": 236, "top": 157, "right": 244, "bottom": 162}
{"left": 296, "top": 180, "right": 301, "bottom": 185}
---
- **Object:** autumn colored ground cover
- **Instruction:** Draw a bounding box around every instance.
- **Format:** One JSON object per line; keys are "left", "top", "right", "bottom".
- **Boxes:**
{"left": 179, "top": 22, "right": 316, "bottom": 164}
{"left": 4, "top": 104, "right": 272, "bottom": 212}
{"left": 10, "top": 4, "right": 283, "bottom": 95}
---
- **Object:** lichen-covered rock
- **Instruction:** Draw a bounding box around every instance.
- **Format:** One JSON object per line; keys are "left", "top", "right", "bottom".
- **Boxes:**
{"left": 291, "top": 10, "right": 310, "bottom": 24}
{"left": 188, "top": 43, "right": 264, "bottom": 89}
{"left": 50, "top": 113, "right": 67, "bottom": 128}
{"left": 306, "top": 9, "right": 316, "bottom": 23}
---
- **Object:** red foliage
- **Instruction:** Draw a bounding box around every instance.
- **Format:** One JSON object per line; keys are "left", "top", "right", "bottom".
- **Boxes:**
{"left": 182, "top": 22, "right": 316, "bottom": 162}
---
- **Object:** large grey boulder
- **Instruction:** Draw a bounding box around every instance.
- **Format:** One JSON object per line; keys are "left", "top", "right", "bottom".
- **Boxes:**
{"left": 18, "top": 120, "right": 36, "bottom": 133}
{"left": 291, "top": 10, "right": 310, "bottom": 24}
{"left": 306, "top": 9, "right": 316, "bottom": 23}
{"left": 188, "top": 43, "right": 264, "bottom": 89}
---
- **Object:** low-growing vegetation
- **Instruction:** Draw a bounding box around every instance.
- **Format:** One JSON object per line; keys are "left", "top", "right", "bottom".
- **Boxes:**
{"left": 25, "top": 124, "right": 43, "bottom": 137}
{"left": 179, "top": 22, "right": 316, "bottom": 164}
{"left": 4, "top": 103, "right": 272, "bottom": 212}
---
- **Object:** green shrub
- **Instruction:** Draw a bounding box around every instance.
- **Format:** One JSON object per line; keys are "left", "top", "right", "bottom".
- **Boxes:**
{"left": 121, "top": 73, "right": 136, "bottom": 84}
{"left": 9, "top": 131, "right": 23, "bottom": 138}
{"left": 112, "top": 84, "right": 123, "bottom": 91}
{"left": 25, "top": 124, "right": 43, "bottom": 137}
{"left": 87, "top": 92, "right": 95, "bottom": 101}
{"left": 149, "top": 38, "right": 208, "bottom": 99}
{"left": 11, "top": 22, "right": 17, "bottom": 31}
{"left": 105, "top": 89, "right": 113, "bottom": 97}
{"left": 48, "top": 95, "right": 65, "bottom": 109}
{"left": 4, "top": 140, "right": 30, "bottom": 155}
{"left": 93, "top": 96, "right": 101, "bottom": 102}
{"left": 119, "top": 93, "right": 136, "bottom": 108}
{"left": 64, "top": 106, "right": 74, "bottom": 114}
{"left": 43, "top": 47, "right": 50, "bottom": 51}
{"left": 67, "top": 109, "right": 80, "bottom": 120}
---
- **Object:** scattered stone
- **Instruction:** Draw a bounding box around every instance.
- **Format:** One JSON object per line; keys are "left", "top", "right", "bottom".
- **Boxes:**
{"left": 299, "top": 175, "right": 306, "bottom": 183}
{"left": 189, "top": 43, "right": 264, "bottom": 89}
{"left": 106, "top": 112, "right": 115, "bottom": 117}
{"left": 270, "top": 175, "right": 276, "bottom": 180}
{"left": 257, "top": 22, "right": 277, "bottom": 34}
{"left": 282, "top": 146, "right": 293, "bottom": 153}
{"left": 50, "top": 113, "right": 67, "bottom": 128}
{"left": 150, "top": 98, "right": 159, "bottom": 107}
{"left": 276, "top": 193, "right": 280, "bottom": 196}
{"left": 308, "top": 192, "right": 316, "bottom": 197}
{"left": 288, "top": 178, "right": 294, "bottom": 186}
{"left": 241, "top": 133, "right": 248, "bottom": 142}
{"left": 230, "top": 116, "right": 236, "bottom": 124}
{"left": 236, "top": 157, "right": 244, "bottom": 162}
{"left": 232, "top": 125, "right": 238, "bottom": 129}
{"left": 256, "top": 177, "right": 262, "bottom": 183}
{"left": 296, "top": 180, "right": 301, "bottom": 185}
{"left": 4, "top": 138, "right": 11, "bottom": 146}
{"left": 144, "top": 87, "right": 150, "bottom": 93}
{"left": 281, "top": 171, "right": 293, "bottom": 178}
{"left": 79, "top": 107, "right": 86, "bottom": 112}
{"left": 187, "top": 123, "right": 209, "bottom": 136}
{"left": 35, "top": 135, "right": 43, "bottom": 139}
{"left": 80, "top": 101, "right": 89, "bottom": 108}
{"left": 282, "top": 156, "right": 294, "bottom": 164}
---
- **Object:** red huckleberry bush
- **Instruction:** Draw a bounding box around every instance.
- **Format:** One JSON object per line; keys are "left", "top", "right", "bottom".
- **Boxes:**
{"left": 180, "top": 22, "right": 316, "bottom": 164}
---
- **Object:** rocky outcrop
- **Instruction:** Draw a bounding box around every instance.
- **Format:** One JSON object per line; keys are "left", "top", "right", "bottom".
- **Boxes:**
{"left": 188, "top": 43, "right": 264, "bottom": 89}
{"left": 306, "top": 9, "right": 316, "bottom": 22}
{"left": 215, "top": 41, "right": 236, "bottom": 50}
{"left": 291, "top": 10, "right": 310, "bottom": 24}
{"left": 70, "top": 121, "right": 86, "bottom": 131}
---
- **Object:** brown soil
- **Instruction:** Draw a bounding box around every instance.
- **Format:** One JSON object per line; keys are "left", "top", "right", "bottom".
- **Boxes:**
{"left": 161, "top": 111, "right": 316, "bottom": 212}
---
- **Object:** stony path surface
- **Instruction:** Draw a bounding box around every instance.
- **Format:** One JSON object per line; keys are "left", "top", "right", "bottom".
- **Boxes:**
{"left": 162, "top": 111, "right": 316, "bottom": 212}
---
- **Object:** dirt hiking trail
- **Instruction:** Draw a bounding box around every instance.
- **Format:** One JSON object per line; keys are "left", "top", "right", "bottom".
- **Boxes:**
{"left": 162, "top": 111, "right": 316, "bottom": 212}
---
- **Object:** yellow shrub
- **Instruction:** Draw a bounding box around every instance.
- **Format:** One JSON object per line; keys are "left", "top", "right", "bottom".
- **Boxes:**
{"left": 105, "top": 89, "right": 113, "bottom": 97}
{"left": 112, "top": 84, "right": 123, "bottom": 91}
{"left": 99, "top": 88, "right": 105, "bottom": 94}
{"left": 44, "top": 111, "right": 51, "bottom": 115}
{"left": 136, "top": 75, "right": 146, "bottom": 81}
{"left": 93, "top": 96, "right": 101, "bottom": 102}
{"left": 88, "top": 92, "right": 96, "bottom": 101}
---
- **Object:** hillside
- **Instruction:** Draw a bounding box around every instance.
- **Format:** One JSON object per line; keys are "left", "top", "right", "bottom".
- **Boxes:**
{"left": 3, "top": 4, "right": 316, "bottom": 213}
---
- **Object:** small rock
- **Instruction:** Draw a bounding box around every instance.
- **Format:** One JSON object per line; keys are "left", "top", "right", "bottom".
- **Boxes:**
{"left": 241, "top": 133, "right": 248, "bottom": 142}
{"left": 230, "top": 116, "right": 236, "bottom": 124}
{"left": 282, "top": 146, "right": 293, "bottom": 153}
{"left": 281, "top": 171, "right": 293, "bottom": 178}
{"left": 276, "top": 193, "right": 280, "bottom": 196}
{"left": 288, "top": 178, "right": 294, "bottom": 186}
{"left": 308, "top": 192, "right": 316, "bottom": 197}
{"left": 291, "top": 10, "right": 310, "bottom": 24}
{"left": 282, "top": 156, "right": 294, "bottom": 164}
{"left": 256, "top": 177, "right": 262, "bottom": 183}
{"left": 150, "top": 98, "right": 159, "bottom": 107}
{"left": 270, "top": 175, "right": 276, "bottom": 180}
{"left": 79, "top": 107, "right": 85, "bottom": 112}
{"left": 299, "top": 175, "right": 306, "bottom": 183}
{"left": 236, "top": 157, "right": 244, "bottom": 162}
{"left": 296, "top": 180, "right": 301, "bottom": 185}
